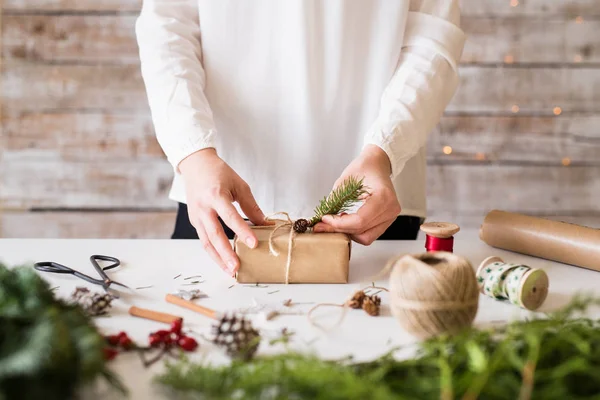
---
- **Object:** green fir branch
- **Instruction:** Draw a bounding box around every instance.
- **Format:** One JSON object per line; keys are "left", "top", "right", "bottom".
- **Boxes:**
{"left": 157, "top": 295, "right": 600, "bottom": 400}
{"left": 0, "top": 263, "right": 125, "bottom": 400}
{"left": 309, "top": 176, "right": 369, "bottom": 226}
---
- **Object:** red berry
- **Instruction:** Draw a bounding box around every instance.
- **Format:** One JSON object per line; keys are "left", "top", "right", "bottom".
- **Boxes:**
{"left": 149, "top": 333, "right": 162, "bottom": 347}
{"left": 170, "top": 318, "right": 183, "bottom": 334}
{"left": 118, "top": 331, "right": 128, "bottom": 339}
{"left": 163, "top": 334, "right": 174, "bottom": 345}
{"left": 178, "top": 336, "right": 198, "bottom": 351}
{"left": 155, "top": 329, "right": 170, "bottom": 337}
{"left": 105, "top": 335, "right": 120, "bottom": 346}
{"left": 103, "top": 347, "right": 118, "bottom": 361}
{"left": 119, "top": 336, "right": 133, "bottom": 349}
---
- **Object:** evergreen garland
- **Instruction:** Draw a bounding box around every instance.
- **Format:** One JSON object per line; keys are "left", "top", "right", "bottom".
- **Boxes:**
{"left": 0, "top": 263, "right": 125, "bottom": 400}
{"left": 157, "top": 296, "right": 600, "bottom": 400}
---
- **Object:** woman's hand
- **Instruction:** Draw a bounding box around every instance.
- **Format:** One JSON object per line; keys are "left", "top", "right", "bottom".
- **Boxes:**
{"left": 179, "top": 148, "right": 267, "bottom": 275}
{"left": 313, "top": 145, "right": 401, "bottom": 245}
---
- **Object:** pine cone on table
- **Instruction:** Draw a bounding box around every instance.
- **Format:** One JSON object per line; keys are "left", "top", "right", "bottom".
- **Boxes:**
{"left": 71, "top": 287, "right": 114, "bottom": 316}
{"left": 346, "top": 290, "right": 366, "bottom": 309}
{"left": 293, "top": 218, "right": 310, "bottom": 233}
{"left": 212, "top": 314, "right": 261, "bottom": 361}
{"left": 362, "top": 295, "right": 381, "bottom": 316}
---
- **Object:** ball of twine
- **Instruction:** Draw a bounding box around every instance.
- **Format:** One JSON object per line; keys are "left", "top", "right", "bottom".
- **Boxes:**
{"left": 388, "top": 252, "right": 479, "bottom": 339}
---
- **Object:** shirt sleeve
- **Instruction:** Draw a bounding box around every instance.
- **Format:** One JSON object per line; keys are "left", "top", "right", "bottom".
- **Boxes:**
{"left": 363, "top": 0, "right": 466, "bottom": 179}
{"left": 135, "top": 0, "right": 217, "bottom": 172}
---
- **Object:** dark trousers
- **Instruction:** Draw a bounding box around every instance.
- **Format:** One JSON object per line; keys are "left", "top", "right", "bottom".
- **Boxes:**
{"left": 172, "top": 203, "right": 423, "bottom": 240}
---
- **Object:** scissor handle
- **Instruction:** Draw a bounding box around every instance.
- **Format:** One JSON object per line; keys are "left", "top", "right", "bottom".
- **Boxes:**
{"left": 34, "top": 261, "right": 75, "bottom": 274}
{"left": 90, "top": 255, "right": 121, "bottom": 271}
{"left": 34, "top": 261, "right": 103, "bottom": 285}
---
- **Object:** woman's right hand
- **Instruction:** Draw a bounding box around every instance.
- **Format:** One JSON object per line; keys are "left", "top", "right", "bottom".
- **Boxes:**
{"left": 179, "top": 148, "right": 266, "bottom": 276}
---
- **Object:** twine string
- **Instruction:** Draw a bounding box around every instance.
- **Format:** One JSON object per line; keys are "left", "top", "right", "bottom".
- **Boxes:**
{"left": 307, "top": 303, "right": 348, "bottom": 332}
{"left": 253, "top": 212, "right": 296, "bottom": 284}
{"left": 389, "top": 252, "right": 480, "bottom": 338}
{"left": 390, "top": 297, "right": 479, "bottom": 311}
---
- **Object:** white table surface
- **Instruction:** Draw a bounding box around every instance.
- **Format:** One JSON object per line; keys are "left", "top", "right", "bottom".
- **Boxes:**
{"left": 1, "top": 230, "right": 599, "bottom": 399}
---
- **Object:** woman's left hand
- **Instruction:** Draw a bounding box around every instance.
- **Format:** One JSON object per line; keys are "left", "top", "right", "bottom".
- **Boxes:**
{"left": 313, "top": 145, "right": 401, "bottom": 245}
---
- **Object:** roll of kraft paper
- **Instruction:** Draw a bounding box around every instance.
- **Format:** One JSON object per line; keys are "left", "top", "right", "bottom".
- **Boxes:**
{"left": 480, "top": 210, "right": 600, "bottom": 272}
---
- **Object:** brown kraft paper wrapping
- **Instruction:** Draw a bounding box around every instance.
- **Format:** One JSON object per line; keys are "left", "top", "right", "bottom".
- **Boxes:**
{"left": 234, "top": 226, "right": 351, "bottom": 284}
{"left": 480, "top": 210, "right": 600, "bottom": 272}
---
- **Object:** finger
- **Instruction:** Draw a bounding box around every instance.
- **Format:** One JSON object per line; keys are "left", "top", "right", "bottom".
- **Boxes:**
{"left": 321, "top": 197, "right": 386, "bottom": 234}
{"left": 358, "top": 191, "right": 371, "bottom": 201}
{"left": 351, "top": 220, "right": 392, "bottom": 245}
{"left": 195, "top": 224, "right": 230, "bottom": 274}
{"left": 236, "top": 184, "right": 268, "bottom": 226}
{"left": 214, "top": 200, "right": 258, "bottom": 249}
{"left": 201, "top": 211, "right": 240, "bottom": 274}
{"left": 313, "top": 212, "right": 350, "bottom": 233}
{"left": 312, "top": 222, "right": 335, "bottom": 233}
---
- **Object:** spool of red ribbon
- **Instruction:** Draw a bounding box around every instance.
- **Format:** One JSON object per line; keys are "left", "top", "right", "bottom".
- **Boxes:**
{"left": 420, "top": 222, "right": 460, "bottom": 253}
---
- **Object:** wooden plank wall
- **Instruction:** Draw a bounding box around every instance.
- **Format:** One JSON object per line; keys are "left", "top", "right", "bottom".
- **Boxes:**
{"left": 1, "top": 0, "right": 599, "bottom": 238}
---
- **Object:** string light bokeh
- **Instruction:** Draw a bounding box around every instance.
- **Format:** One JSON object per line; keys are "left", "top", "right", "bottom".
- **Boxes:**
{"left": 440, "top": 1, "right": 580, "bottom": 167}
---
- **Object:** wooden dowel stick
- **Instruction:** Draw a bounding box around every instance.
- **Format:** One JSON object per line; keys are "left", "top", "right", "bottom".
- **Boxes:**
{"left": 128, "top": 306, "right": 182, "bottom": 324}
{"left": 165, "top": 294, "right": 217, "bottom": 320}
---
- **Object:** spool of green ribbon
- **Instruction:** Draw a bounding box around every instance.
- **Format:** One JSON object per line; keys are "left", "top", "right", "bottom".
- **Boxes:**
{"left": 476, "top": 256, "right": 549, "bottom": 310}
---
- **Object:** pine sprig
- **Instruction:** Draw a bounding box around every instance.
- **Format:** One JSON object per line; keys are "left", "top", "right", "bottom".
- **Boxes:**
{"left": 309, "top": 176, "right": 369, "bottom": 226}
{"left": 158, "top": 295, "right": 600, "bottom": 400}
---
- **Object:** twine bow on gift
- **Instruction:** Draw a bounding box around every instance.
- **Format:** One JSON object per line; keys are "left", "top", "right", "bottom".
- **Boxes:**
{"left": 249, "top": 176, "right": 367, "bottom": 284}
{"left": 256, "top": 212, "right": 300, "bottom": 284}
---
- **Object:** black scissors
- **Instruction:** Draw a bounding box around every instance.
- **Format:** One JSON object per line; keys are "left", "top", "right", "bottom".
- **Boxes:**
{"left": 34, "top": 255, "right": 130, "bottom": 298}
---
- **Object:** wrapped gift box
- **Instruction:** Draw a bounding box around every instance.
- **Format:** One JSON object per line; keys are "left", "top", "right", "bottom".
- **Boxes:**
{"left": 234, "top": 226, "right": 351, "bottom": 284}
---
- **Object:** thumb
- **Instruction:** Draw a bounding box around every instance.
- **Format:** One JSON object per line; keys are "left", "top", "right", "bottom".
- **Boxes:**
{"left": 313, "top": 213, "right": 346, "bottom": 233}
{"left": 312, "top": 222, "right": 335, "bottom": 233}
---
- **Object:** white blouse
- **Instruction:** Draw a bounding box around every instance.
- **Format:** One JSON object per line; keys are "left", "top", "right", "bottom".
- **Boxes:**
{"left": 136, "top": 0, "right": 466, "bottom": 220}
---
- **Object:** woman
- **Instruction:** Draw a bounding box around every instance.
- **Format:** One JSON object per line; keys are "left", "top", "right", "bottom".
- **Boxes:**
{"left": 136, "top": 0, "right": 465, "bottom": 275}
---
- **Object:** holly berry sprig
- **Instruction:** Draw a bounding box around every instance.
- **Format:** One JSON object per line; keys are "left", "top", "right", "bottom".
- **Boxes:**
{"left": 103, "top": 318, "right": 198, "bottom": 366}
{"left": 103, "top": 331, "right": 135, "bottom": 361}
{"left": 148, "top": 318, "right": 198, "bottom": 351}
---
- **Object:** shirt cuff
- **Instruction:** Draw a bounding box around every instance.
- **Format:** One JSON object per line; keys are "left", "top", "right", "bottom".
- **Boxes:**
{"left": 363, "top": 125, "right": 414, "bottom": 180}
{"left": 162, "top": 128, "right": 217, "bottom": 172}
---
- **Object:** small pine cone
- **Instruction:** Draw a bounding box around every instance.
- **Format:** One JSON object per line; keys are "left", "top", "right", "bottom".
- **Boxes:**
{"left": 362, "top": 295, "right": 381, "bottom": 317}
{"left": 88, "top": 293, "right": 114, "bottom": 316}
{"left": 346, "top": 290, "right": 366, "bottom": 309}
{"left": 293, "top": 218, "right": 310, "bottom": 233}
{"left": 71, "top": 287, "right": 113, "bottom": 316}
{"left": 212, "top": 314, "right": 261, "bottom": 361}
